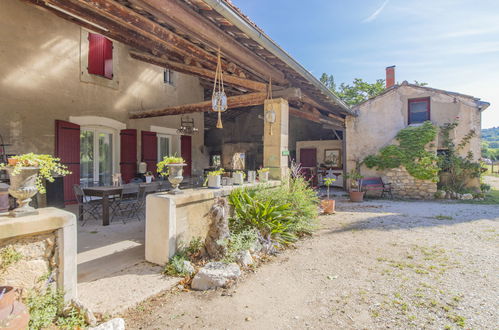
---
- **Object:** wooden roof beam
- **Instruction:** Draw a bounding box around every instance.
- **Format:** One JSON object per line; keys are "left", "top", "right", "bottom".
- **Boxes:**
{"left": 47, "top": 0, "right": 230, "bottom": 72}
{"left": 130, "top": 92, "right": 267, "bottom": 118}
{"left": 128, "top": 0, "right": 287, "bottom": 85}
{"left": 129, "top": 50, "right": 267, "bottom": 92}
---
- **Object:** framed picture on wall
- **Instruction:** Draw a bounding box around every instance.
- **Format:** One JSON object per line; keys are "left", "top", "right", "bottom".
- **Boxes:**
{"left": 324, "top": 149, "right": 341, "bottom": 168}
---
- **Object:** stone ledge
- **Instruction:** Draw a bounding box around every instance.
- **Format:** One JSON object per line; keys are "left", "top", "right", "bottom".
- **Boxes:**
{"left": 0, "top": 207, "right": 76, "bottom": 240}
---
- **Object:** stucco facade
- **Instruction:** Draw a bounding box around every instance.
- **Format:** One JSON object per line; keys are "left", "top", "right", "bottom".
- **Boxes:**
{"left": 0, "top": 0, "right": 207, "bottom": 175}
{"left": 346, "top": 83, "right": 485, "bottom": 180}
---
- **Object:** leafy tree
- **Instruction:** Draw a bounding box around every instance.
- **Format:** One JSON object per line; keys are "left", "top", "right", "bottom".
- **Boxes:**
{"left": 321, "top": 73, "right": 428, "bottom": 106}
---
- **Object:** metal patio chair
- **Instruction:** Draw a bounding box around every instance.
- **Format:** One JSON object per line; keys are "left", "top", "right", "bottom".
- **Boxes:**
{"left": 73, "top": 184, "right": 102, "bottom": 226}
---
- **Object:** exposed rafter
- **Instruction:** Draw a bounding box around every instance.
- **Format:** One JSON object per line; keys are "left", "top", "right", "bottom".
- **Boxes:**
{"left": 128, "top": 0, "right": 287, "bottom": 85}
{"left": 129, "top": 50, "right": 267, "bottom": 92}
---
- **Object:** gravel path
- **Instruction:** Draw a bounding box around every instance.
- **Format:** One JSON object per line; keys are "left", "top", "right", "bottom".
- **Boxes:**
{"left": 125, "top": 199, "right": 499, "bottom": 329}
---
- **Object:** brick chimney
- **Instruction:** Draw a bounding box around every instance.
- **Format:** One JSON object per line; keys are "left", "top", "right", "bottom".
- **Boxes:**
{"left": 386, "top": 65, "right": 396, "bottom": 88}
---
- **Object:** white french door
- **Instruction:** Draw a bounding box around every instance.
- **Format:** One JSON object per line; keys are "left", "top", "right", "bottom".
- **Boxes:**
{"left": 80, "top": 127, "right": 115, "bottom": 186}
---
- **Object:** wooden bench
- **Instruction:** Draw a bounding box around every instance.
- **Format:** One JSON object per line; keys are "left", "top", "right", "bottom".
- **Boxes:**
{"left": 361, "top": 177, "right": 393, "bottom": 199}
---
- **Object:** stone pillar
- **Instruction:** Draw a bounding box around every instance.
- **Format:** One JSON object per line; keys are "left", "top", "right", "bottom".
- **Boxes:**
{"left": 263, "top": 98, "right": 289, "bottom": 180}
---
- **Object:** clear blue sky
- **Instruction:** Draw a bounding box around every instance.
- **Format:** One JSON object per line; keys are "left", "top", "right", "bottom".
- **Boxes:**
{"left": 233, "top": 0, "right": 499, "bottom": 128}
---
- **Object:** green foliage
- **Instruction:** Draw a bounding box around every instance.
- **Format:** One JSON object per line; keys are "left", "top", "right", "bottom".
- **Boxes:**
{"left": 480, "top": 183, "right": 491, "bottom": 192}
{"left": 438, "top": 122, "right": 482, "bottom": 193}
{"left": 324, "top": 177, "right": 336, "bottom": 199}
{"left": 364, "top": 121, "right": 440, "bottom": 181}
{"left": 257, "top": 168, "right": 269, "bottom": 174}
{"left": 26, "top": 287, "right": 85, "bottom": 330}
{"left": 345, "top": 169, "right": 364, "bottom": 191}
{"left": 0, "top": 246, "right": 22, "bottom": 271}
{"left": 220, "top": 229, "right": 259, "bottom": 263}
{"left": 157, "top": 155, "right": 185, "bottom": 176}
{"left": 228, "top": 176, "right": 319, "bottom": 244}
{"left": 164, "top": 237, "right": 203, "bottom": 276}
{"left": 234, "top": 170, "right": 247, "bottom": 179}
{"left": 207, "top": 168, "right": 225, "bottom": 176}
{"left": 0, "top": 153, "right": 71, "bottom": 194}
{"left": 164, "top": 255, "right": 191, "bottom": 277}
{"left": 320, "top": 74, "right": 385, "bottom": 106}
{"left": 481, "top": 127, "right": 499, "bottom": 160}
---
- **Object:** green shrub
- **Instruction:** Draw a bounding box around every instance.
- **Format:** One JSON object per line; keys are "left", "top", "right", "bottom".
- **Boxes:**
{"left": 164, "top": 255, "right": 191, "bottom": 277}
{"left": 480, "top": 183, "right": 491, "bottom": 192}
{"left": 229, "top": 188, "right": 297, "bottom": 244}
{"left": 220, "top": 229, "right": 259, "bottom": 263}
{"left": 26, "top": 287, "right": 85, "bottom": 330}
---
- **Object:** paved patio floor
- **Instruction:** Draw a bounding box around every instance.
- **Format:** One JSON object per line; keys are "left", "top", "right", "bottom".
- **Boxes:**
{"left": 65, "top": 205, "right": 178, "bottom": 316}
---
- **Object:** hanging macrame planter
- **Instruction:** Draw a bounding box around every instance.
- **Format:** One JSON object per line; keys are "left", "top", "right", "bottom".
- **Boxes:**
{"left": 212, "top": 50, "right": 227, "bottom": 129}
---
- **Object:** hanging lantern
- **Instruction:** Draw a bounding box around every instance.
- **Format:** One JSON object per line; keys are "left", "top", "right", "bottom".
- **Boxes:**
{"left": 212, "top": 50, "right": 227, "bottom": 128}
{"left": 265, "top": 77, "right": 276, "bottom": 135}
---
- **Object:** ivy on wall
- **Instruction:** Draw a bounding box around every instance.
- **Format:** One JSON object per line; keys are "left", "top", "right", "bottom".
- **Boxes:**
{"left": 364, "top": 121, "right": 440, "bottom": 181}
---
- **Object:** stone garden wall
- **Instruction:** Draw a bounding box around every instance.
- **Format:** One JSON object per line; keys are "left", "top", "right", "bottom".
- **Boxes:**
{"left": 384, "top": 167, "right": 437, "bottom": 199}
{"left": 0, "top": 231, "right": 57, "bottom": 295}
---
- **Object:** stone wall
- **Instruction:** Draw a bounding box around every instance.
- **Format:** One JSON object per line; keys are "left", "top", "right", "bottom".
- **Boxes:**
{"left": 384, "top": 167, "right": 437, "bottom": 199}
{"left": 0, "top": 231, "right": 57, "bottom": 294}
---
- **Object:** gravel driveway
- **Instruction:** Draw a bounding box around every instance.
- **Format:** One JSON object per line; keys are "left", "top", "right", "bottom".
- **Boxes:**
{"left": 125, "top": 199, "right": 499, "bottom": 329}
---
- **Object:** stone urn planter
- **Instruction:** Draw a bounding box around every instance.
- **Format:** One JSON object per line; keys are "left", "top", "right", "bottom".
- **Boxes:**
{"left": 247, "top": 171, "right": 256, "bottom": 184}
{"left": 349, "top": 191, "right": 365, "bottom": 202}
{"left": 6, "top": 167, "right": 39, "bottom": 217}
{"left": 167, "top": 164, "right": 186, "bottom": 195}
{"left": 0, "top": 286, "right": 30, "bottom": 329}
{"left": 258, "top": 170, "right": 269, "bottom": 182}
{"left": 207, "top": 175, "right": 222, "bottom": 189}
{"left": 233, "top": 172, "right": 244, "bottom": 185}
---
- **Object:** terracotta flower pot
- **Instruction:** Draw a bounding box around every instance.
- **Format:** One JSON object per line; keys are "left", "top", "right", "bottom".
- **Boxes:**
{"left": 321, "top": 199, "right": 335, "bottom": 214}
{"left": 349, "top": 191, "right": 365, "bottom": 202}
{"left": 7, "top": 158, "right": 18, "bottom": 166}
{"left": 0, "top": 286, "right": 30, "bottom": 330}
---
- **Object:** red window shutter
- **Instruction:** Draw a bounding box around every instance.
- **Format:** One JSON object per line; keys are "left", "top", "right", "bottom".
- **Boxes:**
{"left": 88, "top": 33, "right": 113, "bottom": 79}
{"left": 141, "top": 131, "right": 157, "bottom": 174}
{"left": 120, "top": 129, "right": 137, "bottom": 183}
{"left": 181, "top": 135, "right": 192, "bottom": 177}
{"left": 55, "top": 120, "right": 80, "bottom": 205}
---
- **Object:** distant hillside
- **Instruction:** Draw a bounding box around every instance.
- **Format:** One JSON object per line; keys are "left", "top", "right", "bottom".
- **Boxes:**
{"left": 482, "top": 127, "right": 499, "bottom": 160}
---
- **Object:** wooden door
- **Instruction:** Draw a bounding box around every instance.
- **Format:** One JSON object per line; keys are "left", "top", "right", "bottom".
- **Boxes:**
{"left": 120, "top": 129, "right": 137, "bottom": 183}
{"left": 55, "top": 120, "right": 80, "bottom": 204}
{"left": 300, "top": 148, "right": 317, "bottom": 167}
{"left": 181, "top": 135, "right": 192, "bottom": 177}
{"left": 141, "top": 131, "right": 157, "bottom": 174}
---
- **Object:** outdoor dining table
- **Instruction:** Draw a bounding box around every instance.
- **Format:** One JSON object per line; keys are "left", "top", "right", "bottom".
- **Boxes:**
{"left": 82, "top": 186, "right": 122, "bottom": 226}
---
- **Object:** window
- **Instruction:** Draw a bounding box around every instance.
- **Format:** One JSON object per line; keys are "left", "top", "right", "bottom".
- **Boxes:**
{"left": 157, "top": 134, "right": 171, "bottom": 161}
{"left": 164, "top": 69, "right": 174, "bottom": 85}
{"left": 88, "top": 33, "right": 113, "bottom": 79}
{"left": 408, "top": 97, "right": 430, "bottom": 124}
{"left": 80, "top": 127, "right": 115, "bottom": 186}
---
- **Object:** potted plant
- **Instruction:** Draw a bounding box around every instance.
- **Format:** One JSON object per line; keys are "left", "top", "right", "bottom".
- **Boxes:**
{"left": 0, "top": 153, "right": 70, "bottom": 217}
{"left": 144, "top": 171, "right": 154, "bottom": 183}
{"left": 157, "top": 155, "right": 186, "bottom": 194}
{"left": 321, "top": 177, "right": 336, "bottom": 214}
{"left": 233, "top": 171, "right": 246, "bottom": 185}
{"left": 205, "top": 169, "right": 224, "bottom": 189}
{"left": 247, "top": 170, "right": 256, "bottom": 184}
{"left": 258, "top": 168, "right": 269, "bottom": 182}
{"left": 346, "top": 169, "right": 364, "bottom": 202}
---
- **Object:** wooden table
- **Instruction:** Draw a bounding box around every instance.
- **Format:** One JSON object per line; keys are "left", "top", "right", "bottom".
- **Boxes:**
{"left": 82, "top": 186, "right": 122, "bottom": 226}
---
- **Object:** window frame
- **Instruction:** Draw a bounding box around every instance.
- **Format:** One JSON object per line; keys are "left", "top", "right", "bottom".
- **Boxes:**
{"left": 157, "top": 134, "right": 172, "bottom": 162}
{"left": 88, "top": 33, "right": 113, "bottom": 80}
{"left": 164, "top": 69, "right": 174, "bottom": 85}
{"left": 408, "top": 97, "right": 431, "bottom": 125}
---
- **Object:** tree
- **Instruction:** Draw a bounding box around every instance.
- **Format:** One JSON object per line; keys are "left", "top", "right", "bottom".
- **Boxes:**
{"left": 320, "top": 73, "right": 428, "bottom": 106}
{"left": 320, "top": 73, "right": 385, "bottom": 106}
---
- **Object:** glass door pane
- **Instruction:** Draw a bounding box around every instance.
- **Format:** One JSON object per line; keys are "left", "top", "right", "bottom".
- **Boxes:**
{"left": 80, "top": 130, "right": 94, "bottom": 186}
{"left": 158, "top": 135, "right": 170, "bottom": 161}
{"left": 98, "top": 132, "right": 113, "bottom": 185}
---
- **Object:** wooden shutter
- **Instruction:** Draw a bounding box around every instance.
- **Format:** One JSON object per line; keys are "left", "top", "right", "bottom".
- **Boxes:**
{"left": 55, "top": 120, "right": 80, "bottom": 205}
{"left": 88, "top": 33, "right": 113, "bottom": 79}
{"left": 181, "top": 135, "right": 192, "bottom": 177}
{"left": 120, "top": 129, "right": 137, "bottom": 183}
{"left": 141, "top": 131, "right": 157, "bottom": 174}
